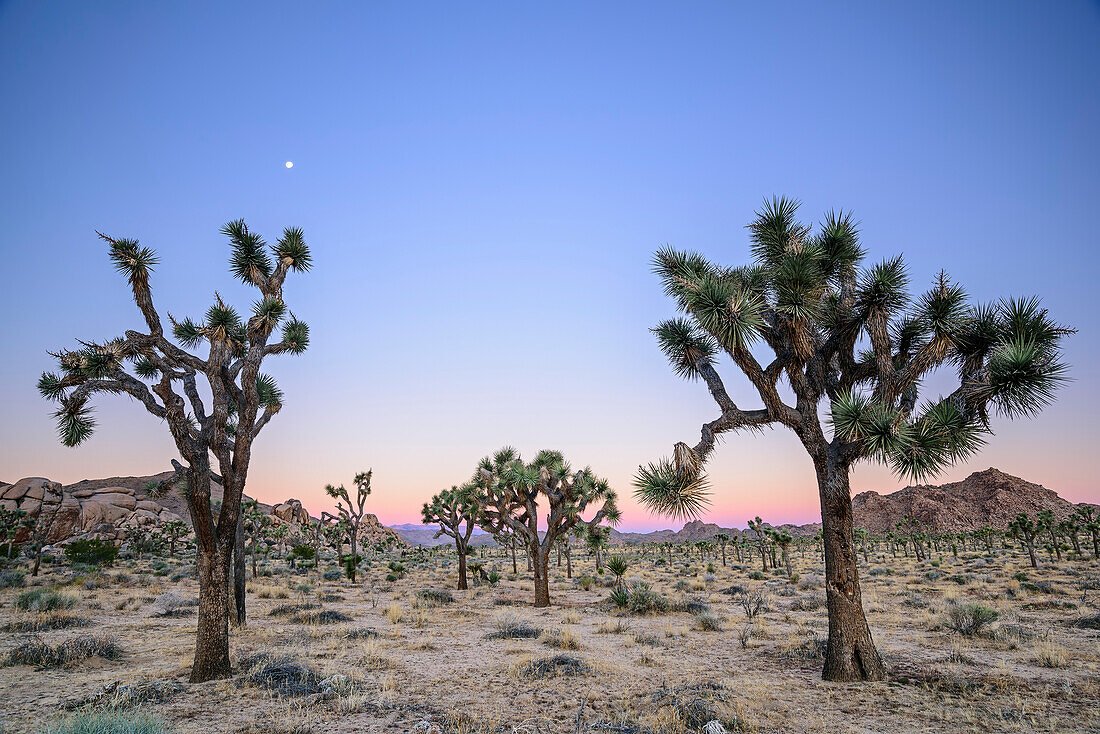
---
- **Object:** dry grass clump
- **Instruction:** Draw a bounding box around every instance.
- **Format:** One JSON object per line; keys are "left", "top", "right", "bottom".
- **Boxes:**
{"left": 514, "top": 654, "right": 591, "bottom": 679}
{"left": 2, "top": 610, "right": 90, "bottom": 632}
{"left": 1031, "top": 638, "right": 1069, "bottom": 668}
{"left": 3, "top": 633, "right": 122, "bottom": 669}
{"left": 16, "top": 588, "right": 77, "bottom": 612}
{"left": 64, "top": 680, "right": 184, "bottom": 711}
{"left": 775, "top": 633, "right": 828, "bottom": 660}
{"left": 539, "top": 628, "right": 581, "bottom": 650}
{"left": 414, "top": 588, "right": 454, "bottom": 607}
{"left": 789, "top": 591, "right": 826, "bottom": 612}
{"left": 40, "top": 711, "right": 167, "bottom": 734}
{"left": 694, "top": 612, "right": 724, "bottom": 632}
{"left": 238, "top": 652, "right": 324, "bottom": 695}
{"left": 597, "top": 619, "right": 631, "bottom": 634}
{"left": 384, "top": 603, "right": 403, "bottom": 624}
{"left": 289, "top": 609, "right": 353, "bottom": 625}
{"left": 269, "top": 602, "right": 322, "bottom": 617}
{"left": 252, "top": 585, "right": 290, "bottom": 600}
{"left": 486, "top": 612, "right": 540, "bottom": 639}
{"left": 648, "top": 682, "right": 739, "bottom": 732}
{"left": 355, "top": 640, "right": 396, "bottom": 671}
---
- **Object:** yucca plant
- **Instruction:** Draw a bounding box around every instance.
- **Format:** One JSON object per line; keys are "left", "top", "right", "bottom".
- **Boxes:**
{"left": 635, "top": 198, "right": 1071, "bottom": 681}
{"left": 470, "top": 447, "right": 621, "bottom": 607}
{"left": 38, "top": 221, "right": 312, "bottom": 682}
{"left": 606, "top": 555, "right": 629, "bottom": 592}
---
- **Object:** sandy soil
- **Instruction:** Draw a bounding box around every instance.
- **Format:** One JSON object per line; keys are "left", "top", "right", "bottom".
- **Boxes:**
{"left": 1, "top": 545, "right": 1097, "bottom": 733}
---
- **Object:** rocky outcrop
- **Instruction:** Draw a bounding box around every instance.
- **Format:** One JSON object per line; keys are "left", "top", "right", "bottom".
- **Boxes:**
{"left": 272, "top": 499, "right": 311, "bottom": 526}
{"left": 1, "top": 477, "right": 185, "bottom": 544}
{"left": 3, "top": 470, "right": 407, "bottom": 548}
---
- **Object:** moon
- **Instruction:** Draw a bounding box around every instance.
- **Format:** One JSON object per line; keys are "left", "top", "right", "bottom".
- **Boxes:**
{"left": 285, "top": 161, "right": 294, "bottom": 169}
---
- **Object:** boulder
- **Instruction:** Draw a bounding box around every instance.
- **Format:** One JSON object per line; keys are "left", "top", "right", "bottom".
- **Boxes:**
{"left": 272, "top": 499, "right": 311, "bottom": 526}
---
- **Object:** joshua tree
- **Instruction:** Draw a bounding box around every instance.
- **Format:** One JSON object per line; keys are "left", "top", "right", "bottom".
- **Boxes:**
{"left": 422, "top": 485, "right": 479, "bottom": 590}
{"left": 586, "top": 524, "right": 610, "bottom": 571}
{"left": 746, "top": 517, "right": 770, "bottom": 571}
{"left": 25, "top": 500, "right": 62, "bottom": 577}
{"left": 634, "top": 198, "right": 1071, "bottom": 681}
{"left": 0, "top": 508, "right": 32, "bottom": 560}
{"left": 242, "top": 499, "right": 271, "bottom": 579}
{"left": 770, "top": 528, "right": 794, "bottom": 573}
{"left": 471, "top": 447, "right": 620, "bottom": 607}
{"left": 125, "top": 524, "right": 157, "bottom": 561}
{"left": 37, "top": 222, "right": 311, "bottom": 682}
{"left": 1037, "top": 509, "right": 1062, "bottom": 561}
{"left": 1075, "top": 506, "right": 1099, "bottom": 559}
{"left": 325, "top": 471, "right": 372, "bottom": 583}
{"left": 714, "top": 533, "right": 730, "bottom": 566}
{"left": 159, "top": 519, "right": 190, "bottom": 558}
{"left": 1009, "top": 513, "right": 1043, "bottom": 568}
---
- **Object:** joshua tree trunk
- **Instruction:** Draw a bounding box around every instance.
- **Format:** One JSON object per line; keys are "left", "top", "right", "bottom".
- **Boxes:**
{"left": 817, "top": 458, "right": 886, "bottom": 682}
{"left": 510, "top": 538, "right": 517, "bottom": 574}
{"left": 532, "top": 544, "right": 551, "bottom": 608}
{"left": 456, "top": 540, "right": 468, "bottom": 590}
{"left": 192, "top": 540, "right": 233, "bottom": 682}
{"left": 565, "top": 543, "right": 572, "bottom": 578}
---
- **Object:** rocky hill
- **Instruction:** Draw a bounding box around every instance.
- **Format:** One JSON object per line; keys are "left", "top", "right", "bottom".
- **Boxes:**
{"left": 851, "top": 467, "right": 1088, "bottom": 533}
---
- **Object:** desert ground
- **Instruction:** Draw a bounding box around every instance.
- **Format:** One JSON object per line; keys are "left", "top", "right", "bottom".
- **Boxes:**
{"left": 2, "top": 543, "right": 1098, "bottom": 734}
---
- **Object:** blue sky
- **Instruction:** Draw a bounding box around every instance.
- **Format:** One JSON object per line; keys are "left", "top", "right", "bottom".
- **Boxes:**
{"left": 1, "top": 1, "right": 1097, "bottom": 529}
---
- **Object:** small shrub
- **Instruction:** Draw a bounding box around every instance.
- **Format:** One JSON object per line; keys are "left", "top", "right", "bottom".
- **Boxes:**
{"left": 16, "top": 589, "right": 76, "bottom": 612}
{"left": 945, "top": 603, "right": 999, "bottom": 637}
{"left": 1074, "top": 613, "right": 1100, "bottom": 630}
{"left": 789, "top": 592, "right": 826, "bottom": 612}
{"left": 695, "top": 612, "right": 723, "bottom": 631}
{"left": 737, "top": 590, "right": 768, "bottom": 619}
{"left": 2, "top": 611, "right": 90, "bottom": 632}
{"left": 3, "top": 633, "right": 122, "bottom": 668}
{"left": 64, "top": 539, "right": 119, "bottom": 567}
{"left": 290, "top": 609, "right": 353, "bottom": 625}
{"left": 239, "top": 652, "right": 323, "bottom": 695}
{"left": 576, "top": 576, "right": 595, "bottom": 591}
{"left": 777, "top": 635, "right": 828, "bottom": 660}
{"left": 322, "top": 568, "right": 342, "bottom": 581}
{"left": 1032, "top": 638, "right": 1069, "bottom": 668}
{"left": 269, "top": 602, "right": 321, "bottom": 617}
{"left": 539, "top": 628, "right": 580, "bottom": 650}
{"left": 41, "top": 711, "right": 167, "bottom": 734}
{"left": 622, "top": 583, "right": 671, "bottom": 615}
{"left": 415, "top": 589, "right": 454, "bottom": 606}
{"left": 487, "top": 612, "right": 540, "bottom": 639}
{"left": 0, "top": 569, "right": 26, "bottom": 588}
{"left": 515, "top": 654, "right": 590, "bottom": 679}
{"left": 1013, "top": 571, "right": 1029, "bottom": 582}
{"left": 748, "top": 570, "right": 765, "bottom": 581}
